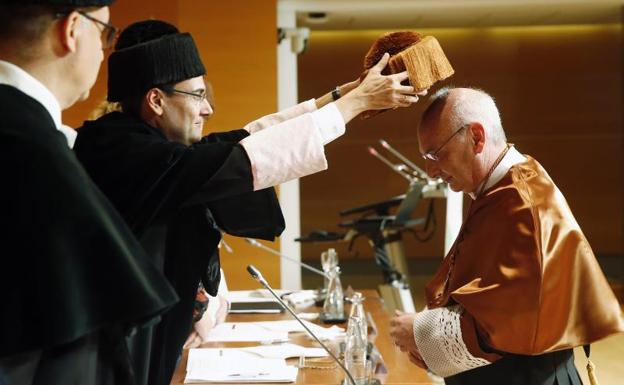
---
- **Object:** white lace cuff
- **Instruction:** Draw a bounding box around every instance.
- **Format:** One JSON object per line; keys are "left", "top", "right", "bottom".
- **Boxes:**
{"left": 413, "top": 305, "right": 492, "bottom": 378}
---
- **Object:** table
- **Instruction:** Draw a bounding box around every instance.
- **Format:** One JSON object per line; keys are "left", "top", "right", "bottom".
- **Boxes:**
{"left": 171, "top": 290, "right": 435, "bottom": 385}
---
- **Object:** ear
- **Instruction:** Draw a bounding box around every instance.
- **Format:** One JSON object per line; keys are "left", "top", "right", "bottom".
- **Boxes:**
{"left": 58, "top": 11, "right": 81, "bottom": 53}
{"left": 469, "top": 122, "right": 486, "bottom": 154}
{"left": 145, "top": 88, "right": 166, "bottom": 116}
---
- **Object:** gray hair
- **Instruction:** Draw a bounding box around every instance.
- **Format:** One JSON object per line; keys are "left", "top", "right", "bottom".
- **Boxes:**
{"left": 421, "top": 86, "right": 506, "bottom": 145}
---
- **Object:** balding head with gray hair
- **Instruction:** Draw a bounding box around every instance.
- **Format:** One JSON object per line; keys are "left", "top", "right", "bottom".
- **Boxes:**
{"left": 417, "top": 87, "right": 510, "bottom": 193}
{"left": 420, "top": 87, "right": 506, "bottom": 146}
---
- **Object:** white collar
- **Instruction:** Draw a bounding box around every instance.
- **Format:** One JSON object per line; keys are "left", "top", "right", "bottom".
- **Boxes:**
{"left": 0, "top": 60, "right": 76, "bottom": 148}
{"left": 469, "top": 146, "right": 526, "bottom": 200}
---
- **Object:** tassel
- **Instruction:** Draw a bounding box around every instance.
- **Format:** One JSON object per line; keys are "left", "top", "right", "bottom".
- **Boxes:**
{"left": 586, "top": 359, "right": 600, "bottom": 385}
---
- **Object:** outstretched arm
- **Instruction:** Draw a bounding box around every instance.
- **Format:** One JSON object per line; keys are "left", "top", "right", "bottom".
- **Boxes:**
{"left": 240, "top": 53, "right": 426, "bottom": 191}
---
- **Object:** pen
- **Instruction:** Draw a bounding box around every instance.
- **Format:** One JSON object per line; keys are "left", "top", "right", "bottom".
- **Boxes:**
{"left": 227, "top": 372, "right": 269, "bottom": 377}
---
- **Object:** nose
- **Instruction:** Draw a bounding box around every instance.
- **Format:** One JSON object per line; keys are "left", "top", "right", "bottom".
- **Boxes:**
{"left": 200, "top": 98, "right": 213, "bottom": 117}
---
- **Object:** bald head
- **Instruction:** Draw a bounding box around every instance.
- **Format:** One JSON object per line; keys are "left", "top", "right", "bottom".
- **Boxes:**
{"left": 419, "top": 87, "right": 506, "bottom": 146}
{"left": 417, "top": 87, "right": 509, "bottom": 193}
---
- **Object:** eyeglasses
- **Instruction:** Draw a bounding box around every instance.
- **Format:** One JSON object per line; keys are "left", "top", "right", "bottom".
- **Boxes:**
{"left": 56, "top": 11, "right": 118, "bottom": 50}
{"left": 77, "top": 11, "right": 118, "bottom": 50}
{"left": 164, "top": 88, "right": 208, "bottom": 105}
{"left": 422, "top": 124, "right": 469, "bottom": 161}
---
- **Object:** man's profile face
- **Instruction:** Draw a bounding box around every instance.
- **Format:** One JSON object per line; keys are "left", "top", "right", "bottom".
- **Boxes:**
{"left": 160, "top": 76, "right": 213, "bottom": 146}
{"left": 419, "top": 120, "right": 475, "bottom": 193}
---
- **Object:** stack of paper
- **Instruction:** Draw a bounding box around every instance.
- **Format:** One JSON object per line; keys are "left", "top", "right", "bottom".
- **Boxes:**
{"left": 282, "top": 290, "right": 317, "bottom": 309}
{"left": 255, "top": 320, "right": 345, "bottom": 340}
{"left": 240, "top": 343, "right": 328, "bottom": 359}
{"left": 225, "top": 290, "right": 289, "bottom": 302}
{"left": 206, "top": 320, "right": 344, "bottom": 343}
{"left": 205, "top": 323, "right": 288, "bottom": 343}
{"left": 185, "top": 349, "right": 298, "bottom": 383}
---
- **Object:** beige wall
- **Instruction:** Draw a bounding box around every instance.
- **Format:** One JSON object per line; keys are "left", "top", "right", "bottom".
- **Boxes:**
{"left": 298, "top": 25, "right": 623, "bottom": 262}
{"left": 178, "top": 1, "right": 280, "bottom": 290}
{"left": 63, "top": 0, "right": 280, "bottom": 289}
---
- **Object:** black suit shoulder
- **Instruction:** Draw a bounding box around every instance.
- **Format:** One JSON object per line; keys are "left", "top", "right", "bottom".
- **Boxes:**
{"left": 0, "top": 85, "right": 177, "bottom": 357}
{"left": 0, "top": 84, "right": 63, "bottom": 140}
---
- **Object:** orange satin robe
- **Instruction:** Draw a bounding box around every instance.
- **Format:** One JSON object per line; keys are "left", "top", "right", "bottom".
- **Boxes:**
{"left": 425, "top": 156, "right": 624, "bottom": 359}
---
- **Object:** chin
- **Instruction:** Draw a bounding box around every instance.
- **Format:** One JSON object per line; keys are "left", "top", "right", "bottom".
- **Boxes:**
{"left": 192, "top": 127, "right": 203, "bottom": 141}
{"left": 78, "top": 89, "right": 90, "bottom": 102}
{"left": 447, "top": 181, "right": 464, "bottom": 193}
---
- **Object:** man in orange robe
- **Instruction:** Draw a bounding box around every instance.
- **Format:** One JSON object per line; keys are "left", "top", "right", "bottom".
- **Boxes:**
{"left": 390, "top": 87, "right": 624, "bottom": 385}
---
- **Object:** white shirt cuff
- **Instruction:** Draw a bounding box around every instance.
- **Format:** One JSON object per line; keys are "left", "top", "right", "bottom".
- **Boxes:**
{"left": 311, "top": 103, "right": 345, "bottom": 145}
{"left": 303, "top": 99, "right": 318, "bottom": 112}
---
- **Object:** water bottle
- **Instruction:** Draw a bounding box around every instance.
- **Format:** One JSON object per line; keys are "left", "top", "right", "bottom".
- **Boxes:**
{"left": 322, "top": 266, "right": 344, "bottom": 320}
{"left": 344, "top": 315, "right": 368, "bottom": 385}
{"left": 348, "top": 292, "right": 367, "bottom": 341}
{"left": 321, "top": 248, "right": 339, "bottom": 292}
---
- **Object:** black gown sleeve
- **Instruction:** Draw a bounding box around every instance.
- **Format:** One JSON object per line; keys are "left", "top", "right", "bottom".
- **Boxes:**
{"left": 75, "top": 116, "right": 284, "bottom": 239}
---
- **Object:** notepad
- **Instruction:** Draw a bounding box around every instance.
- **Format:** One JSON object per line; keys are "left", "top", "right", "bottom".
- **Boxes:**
{"left": 206, "top": 323, "right": 289, "bottom": 343}
{"left": 254, "top": 320, "right": 345, "bottom": 340}
{"left": 240, "top": 343, "right": 328, "bottom": 359}
{"left": 206, "top": 321, "right": 344, "bottom": 343}
{"left": 185, "top": 348, "right": 298, "bottom": 383}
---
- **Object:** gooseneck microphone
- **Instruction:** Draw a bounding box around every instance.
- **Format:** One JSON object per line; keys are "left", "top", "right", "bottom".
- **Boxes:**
{"left": 379, "top": 139, "right": 429, "bottom": 180}
{"left": 246, "top": 264, "right": 357, "bottom": 385}
{"left": 245, "top": 238, "right": 329, "bottom": 279}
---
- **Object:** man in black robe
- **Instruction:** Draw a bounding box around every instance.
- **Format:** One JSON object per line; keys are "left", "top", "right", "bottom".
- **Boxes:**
{"left": 74, "top": 20, "right": 423, "bottom": 385}
{"left": 0, "top": 3, "right": 177, "bottom": 385}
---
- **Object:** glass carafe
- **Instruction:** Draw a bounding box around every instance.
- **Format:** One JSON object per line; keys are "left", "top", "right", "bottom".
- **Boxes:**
{"left": 322, "top": 266, "right": 344, "bottom": 320}
{"left": 321, "top": 248, "right": 339, "bottom": 292}
{"left": 344, "top": 315, "right": 368, "bottom": 385}
{"left": 348, "top": 292, "right": 367, "bottom": 341}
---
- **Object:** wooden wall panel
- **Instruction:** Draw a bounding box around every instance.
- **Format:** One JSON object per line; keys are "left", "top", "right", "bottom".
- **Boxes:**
{"left": 298, "top": 25, "right": 623, "bottom": 263}
{"left": 178, "top": 0, "right": 279, "bottom": 289}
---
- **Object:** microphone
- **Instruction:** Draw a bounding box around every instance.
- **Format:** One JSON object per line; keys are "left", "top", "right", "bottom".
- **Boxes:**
{"left": 246, "top": 264, "right": 358, "bottom": 385}
{"left": 246, "top": 264, "right": 265, "bottom": 284}
{"left": 367, "top": 146, "right": 414, "bottom": 183}
{"left": 245, "top": 238, "right": 329, "bottom": 279}
{"left": 379, "top": 139, "right": 429, "bottom": 180}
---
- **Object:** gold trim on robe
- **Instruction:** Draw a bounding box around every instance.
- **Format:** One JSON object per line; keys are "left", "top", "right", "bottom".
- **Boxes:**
{"left": 425, "top": 156, "right": 624, "bottom": 359}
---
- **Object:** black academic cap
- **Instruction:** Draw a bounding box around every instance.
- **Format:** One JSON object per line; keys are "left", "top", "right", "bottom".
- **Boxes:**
{"left": 107, "top": 20, "right": 206, "bottom": 102}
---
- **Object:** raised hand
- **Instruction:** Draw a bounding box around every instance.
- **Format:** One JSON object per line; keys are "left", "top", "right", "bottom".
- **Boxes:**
{"left": 335, "top": 53, "right": 425, "bottom": 122}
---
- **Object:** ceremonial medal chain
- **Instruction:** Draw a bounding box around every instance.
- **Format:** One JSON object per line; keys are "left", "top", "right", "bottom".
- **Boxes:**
{"left": 438, "top": 144, "right": 513, "bottom": 302}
